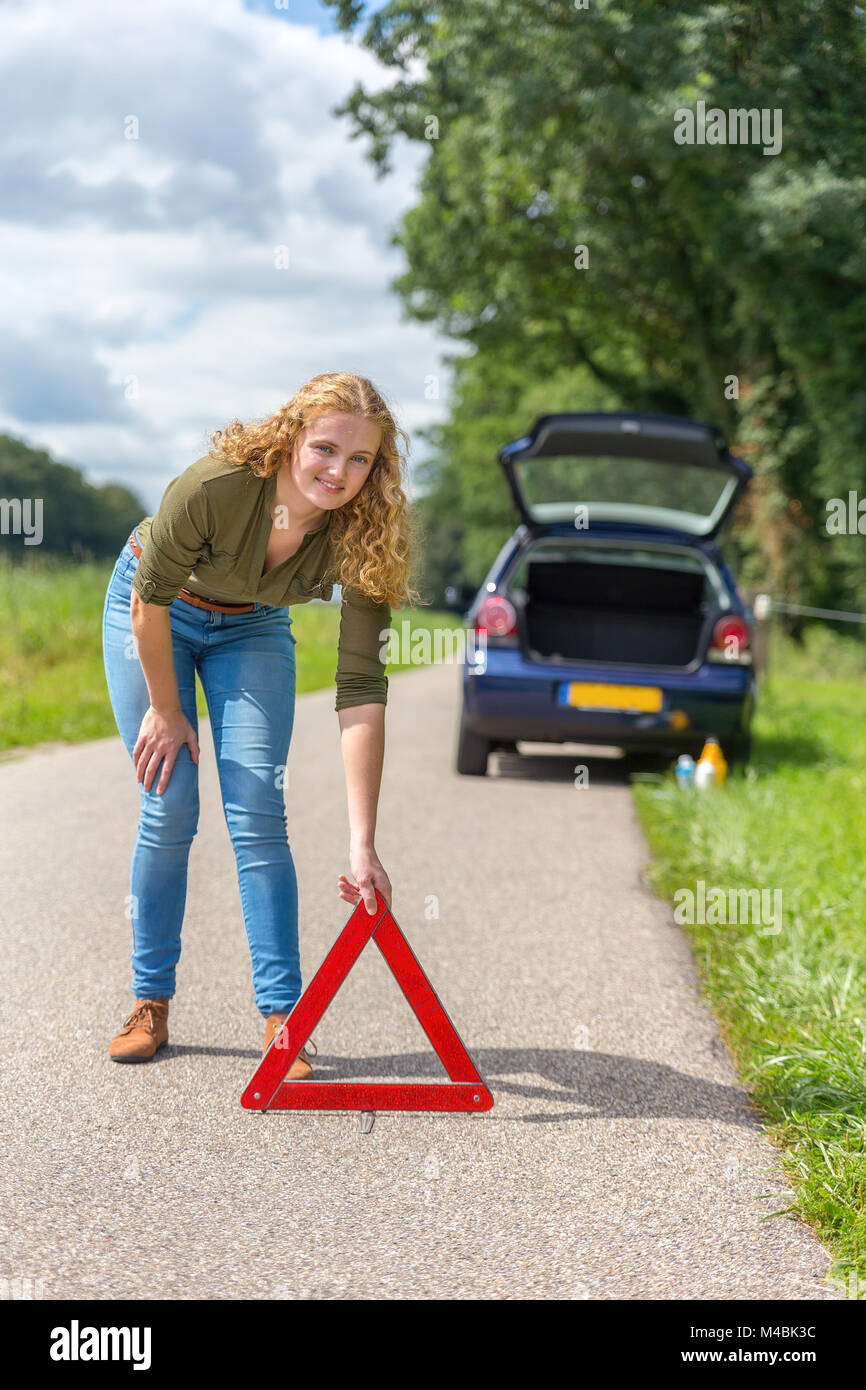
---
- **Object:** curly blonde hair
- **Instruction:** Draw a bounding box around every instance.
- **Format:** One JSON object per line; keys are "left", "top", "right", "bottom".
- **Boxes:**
{"left": 210, "top": 372, "right": 424, "bottom": 609}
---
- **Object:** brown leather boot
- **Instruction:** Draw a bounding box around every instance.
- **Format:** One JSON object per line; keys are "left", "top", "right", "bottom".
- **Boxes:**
{"left": 109, "top": 998, "right": 169, "bottom": 1062}
{"left": 263, "top": 1013, "right": 317, "bottom": 1079}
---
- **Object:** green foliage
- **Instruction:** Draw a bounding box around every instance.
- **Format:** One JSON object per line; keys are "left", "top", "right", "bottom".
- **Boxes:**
{"left": 326, "top": 0, "right": 866, "bottom": 614}
{"left": 415, "top": 356, "right": 624, "bottom": 599}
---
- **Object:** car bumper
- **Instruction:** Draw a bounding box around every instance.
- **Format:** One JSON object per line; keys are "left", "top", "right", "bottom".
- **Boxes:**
{"left": 462, "top": 655, "right": 755, "bottom": 751}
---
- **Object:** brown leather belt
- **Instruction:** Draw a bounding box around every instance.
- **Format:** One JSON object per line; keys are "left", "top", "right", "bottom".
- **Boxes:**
{"left": 127, "top": 530, "right": 256, "bottom": 614}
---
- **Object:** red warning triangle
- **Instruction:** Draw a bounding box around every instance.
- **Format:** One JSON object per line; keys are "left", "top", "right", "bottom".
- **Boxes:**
{"left": 241, "top": 889, "right": 493, "bottom": 1113}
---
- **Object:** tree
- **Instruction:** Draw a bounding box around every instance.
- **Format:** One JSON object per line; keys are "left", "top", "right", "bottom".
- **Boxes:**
{"left": 326, "top": 0, "right": 866, "bottom": 612}
{"left": 0, "top": 434, "right": 146, "bottom": 561}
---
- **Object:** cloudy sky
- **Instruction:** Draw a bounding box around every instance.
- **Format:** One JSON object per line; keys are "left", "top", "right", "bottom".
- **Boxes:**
{"left": 2, "top": 0, "right": 456, "bottom": 513}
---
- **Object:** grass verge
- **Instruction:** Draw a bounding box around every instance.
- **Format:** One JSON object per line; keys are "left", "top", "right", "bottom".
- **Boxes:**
{"left": 632, "top": 631, "right": 866, "bottom": 1297}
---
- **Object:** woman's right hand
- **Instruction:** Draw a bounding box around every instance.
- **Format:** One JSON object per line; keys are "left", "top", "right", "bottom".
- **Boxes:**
{"left": 133, "top": 705, "right": 199, "bottom": 794}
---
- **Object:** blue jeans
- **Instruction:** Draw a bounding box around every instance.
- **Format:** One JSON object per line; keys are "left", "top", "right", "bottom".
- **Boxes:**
{"left": 101, "top": 531, "right": 302, "bottom": 1016}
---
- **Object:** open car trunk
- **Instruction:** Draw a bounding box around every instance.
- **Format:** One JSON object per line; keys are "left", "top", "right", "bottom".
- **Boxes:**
{"left": 498, "top": 411, "right": 752, "bottom": 538}
{"left": 518, "top": 552, "right": 710, "bottom": 668}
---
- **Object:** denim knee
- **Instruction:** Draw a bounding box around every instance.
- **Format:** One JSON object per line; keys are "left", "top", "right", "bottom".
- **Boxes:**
{"left": 223, "top": 791, "right": 289, "bottom": 841}
{"left": 136, "top": 744, "right": 200, "bottom": 842}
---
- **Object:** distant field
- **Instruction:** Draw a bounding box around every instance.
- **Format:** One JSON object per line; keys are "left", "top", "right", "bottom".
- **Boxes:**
{"left": 0, "top": 552, "right": 464, "bottom": 754}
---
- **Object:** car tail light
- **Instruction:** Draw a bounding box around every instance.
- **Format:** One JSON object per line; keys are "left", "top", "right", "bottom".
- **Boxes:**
{"left": 710, "top": 614, "right": 750, "bottom": 661}
{"left": 475, "top": 594, "right": 518, "bottom": 638}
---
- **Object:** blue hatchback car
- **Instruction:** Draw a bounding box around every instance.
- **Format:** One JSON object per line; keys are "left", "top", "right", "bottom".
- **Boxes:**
{"left": 456, "top": 411, "right": 756, "bottom": 776}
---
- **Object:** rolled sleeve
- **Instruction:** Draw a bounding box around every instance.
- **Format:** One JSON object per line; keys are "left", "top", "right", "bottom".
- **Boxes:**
{"left": 131, "top": 474, "right": 213, "bottom": 606}
{"left": 334, "top": 584, "right": 391, "bottom": 712}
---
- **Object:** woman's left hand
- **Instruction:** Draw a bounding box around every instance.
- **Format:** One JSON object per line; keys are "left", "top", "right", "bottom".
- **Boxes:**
{"left": 338, "top": 842, "right": 392, "bottom": 915}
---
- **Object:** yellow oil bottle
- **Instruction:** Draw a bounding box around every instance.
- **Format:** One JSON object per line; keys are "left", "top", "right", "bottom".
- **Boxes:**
{"left": 698, "top": 736, "right": 728, "bottom": 786}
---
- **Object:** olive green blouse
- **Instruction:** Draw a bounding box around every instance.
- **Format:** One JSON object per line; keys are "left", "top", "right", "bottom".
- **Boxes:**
{"left": 131, "top": 453, "right": 390, "bottom": 712}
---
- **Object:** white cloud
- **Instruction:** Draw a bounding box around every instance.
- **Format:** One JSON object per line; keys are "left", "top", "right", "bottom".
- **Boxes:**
{"left": 0, "top": 0, "right": 456, "bottom": 510}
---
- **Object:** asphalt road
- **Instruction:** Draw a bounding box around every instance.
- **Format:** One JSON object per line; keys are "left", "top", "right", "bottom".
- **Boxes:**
{"left": 0, "top": 661, "right": 840, "bottom": 1300}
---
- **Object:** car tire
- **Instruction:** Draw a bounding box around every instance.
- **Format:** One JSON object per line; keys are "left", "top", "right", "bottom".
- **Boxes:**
{"left": 456, "top": 713, "right": 491, "bottom": 776}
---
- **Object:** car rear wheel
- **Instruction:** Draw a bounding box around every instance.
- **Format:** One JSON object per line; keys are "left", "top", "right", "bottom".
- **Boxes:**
{"left": 456, "top": 712, "right": 491, "bottom": 776}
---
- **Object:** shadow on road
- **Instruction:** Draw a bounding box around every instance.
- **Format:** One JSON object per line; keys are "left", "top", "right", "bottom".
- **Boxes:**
{"left": 489, "top": 749, "right": 630, "bottom": 785}
{"left": 306, "top": 1048, "right": 758, "bottom": 1126}
{"left": 155, "top": 1044, "right": 759, "bottom": 1128}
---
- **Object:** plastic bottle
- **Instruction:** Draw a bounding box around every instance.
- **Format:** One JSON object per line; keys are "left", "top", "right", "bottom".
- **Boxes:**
{"left": 698, "top": 736, "right": 728, "bottom": 786}
{"left": 694, "top": 756, "right": 717, "bottom": 790}
{"left": 675, "top": 754, "right": 696, "bottom": 790}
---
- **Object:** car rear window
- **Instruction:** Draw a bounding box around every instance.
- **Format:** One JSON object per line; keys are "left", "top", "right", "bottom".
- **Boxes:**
{"left": 513, "top": 453, "right": 737, "bottom": 529}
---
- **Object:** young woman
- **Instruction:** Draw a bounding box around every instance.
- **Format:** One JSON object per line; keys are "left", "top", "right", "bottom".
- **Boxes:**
{"left": 101, "top": 372, "right": 420, "bottom": 1072}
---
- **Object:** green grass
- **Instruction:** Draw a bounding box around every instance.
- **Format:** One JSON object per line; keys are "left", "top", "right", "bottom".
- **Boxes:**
{"left": 0, "top": 552, "right": 463, "bottom": 753}
{"left": 633, "top": 628, "right": 866, "bottom": 1298}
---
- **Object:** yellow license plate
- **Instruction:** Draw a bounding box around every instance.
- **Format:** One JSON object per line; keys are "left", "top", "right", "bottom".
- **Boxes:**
{"left": 564, "top": 682, "right": 663, "bottom": 713}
